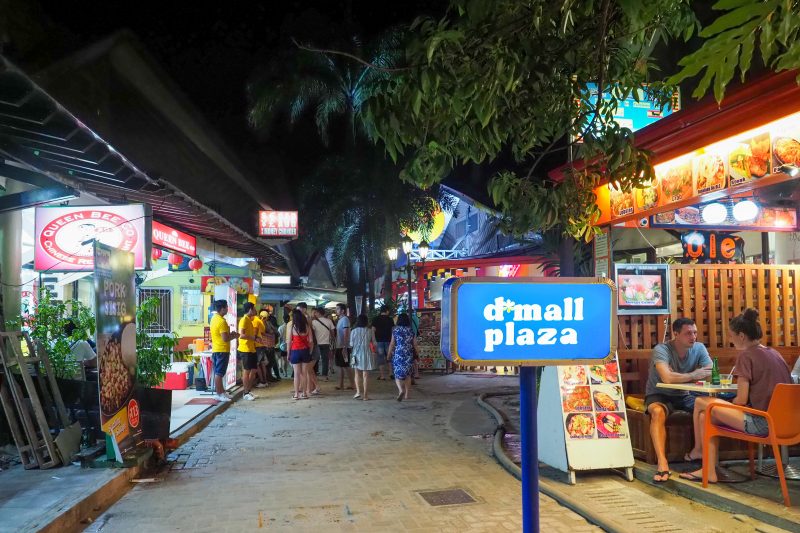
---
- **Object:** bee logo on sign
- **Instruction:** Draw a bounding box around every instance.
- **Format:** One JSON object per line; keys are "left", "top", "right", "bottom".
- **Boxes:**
{"left": 441, "top": 277, "right": 617, "bottom": 366}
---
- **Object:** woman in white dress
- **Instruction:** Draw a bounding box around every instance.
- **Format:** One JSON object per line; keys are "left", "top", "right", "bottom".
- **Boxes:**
{"left": 349, "top": 314, "right": 377, "bottom": 400}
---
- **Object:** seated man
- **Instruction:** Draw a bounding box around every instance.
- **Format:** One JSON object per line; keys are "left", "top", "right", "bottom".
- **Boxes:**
{"left": 645, "top": 318, "right": 712, "bottom": 482}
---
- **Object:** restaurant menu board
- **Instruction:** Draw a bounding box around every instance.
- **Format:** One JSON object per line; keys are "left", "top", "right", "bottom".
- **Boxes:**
{"left": 94, "top": 242, "right": 142, "bottom": 461}
{"left": 559, "top": 362, "right": 629, "bottom": 441}
{"left": 417, "top": 309, "right": 446, "bottom": 371}
{"left": 651, "top": 204, "right": 797, "bottom": 231}
{"left": 597, "top": 115, "right": 800, "bottom": 225}
{"left": 538, "top": 355, "right": 634, "bottom": 476}
{"left": 214, "top": 284, "right": 238, "bottom": 390}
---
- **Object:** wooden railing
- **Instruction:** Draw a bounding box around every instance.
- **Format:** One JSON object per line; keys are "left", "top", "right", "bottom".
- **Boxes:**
{"left": 619, "top": 264, "right": 800, "bottom": 352}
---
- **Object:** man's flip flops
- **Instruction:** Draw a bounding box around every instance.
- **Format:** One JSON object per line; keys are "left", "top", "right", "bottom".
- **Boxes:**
{"left": 679, "top": 472, "right": 717, "bottom": 484}
{"left": 653, "top": 470, "right": 671, "bottom": 483}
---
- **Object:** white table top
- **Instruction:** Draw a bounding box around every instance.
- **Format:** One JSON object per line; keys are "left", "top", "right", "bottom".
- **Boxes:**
{"left": 656, "top": 382, "right": 737, "bottom": 394}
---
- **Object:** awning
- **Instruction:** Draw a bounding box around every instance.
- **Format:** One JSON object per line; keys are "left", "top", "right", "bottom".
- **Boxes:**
{"left": 0, "top": 55, "right": 286, "bottom": 272}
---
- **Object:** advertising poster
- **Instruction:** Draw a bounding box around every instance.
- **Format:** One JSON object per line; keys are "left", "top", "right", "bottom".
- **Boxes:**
{"left": 615, "top": 264, "right": 670, "bottom": 315}
{"left": 35, "top": 205, "right": 150, "bottom": 271}
{"left": 94, "top": 242, "right": 142, "bottom": 461}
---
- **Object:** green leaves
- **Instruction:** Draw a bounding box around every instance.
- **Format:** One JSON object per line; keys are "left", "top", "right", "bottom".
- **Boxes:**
{"left": 136, "top": 296, "right": 179, "bottom": 388}
{"left": 668, "top": 0, "right": 800, "bottom": 102}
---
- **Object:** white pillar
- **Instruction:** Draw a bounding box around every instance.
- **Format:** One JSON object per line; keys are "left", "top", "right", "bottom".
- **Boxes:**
{"left": 0, "top": 179, "right": 27, "bottom": 321}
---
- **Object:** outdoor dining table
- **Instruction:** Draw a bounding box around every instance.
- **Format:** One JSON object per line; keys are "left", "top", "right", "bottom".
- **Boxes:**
{"left": 656, "top": 382, "right": 737, "bottom": 395}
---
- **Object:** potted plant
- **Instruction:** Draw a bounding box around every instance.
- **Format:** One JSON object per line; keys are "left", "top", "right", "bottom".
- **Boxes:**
{"left": 135, "top": 296, "right": 179, "bottom": 440}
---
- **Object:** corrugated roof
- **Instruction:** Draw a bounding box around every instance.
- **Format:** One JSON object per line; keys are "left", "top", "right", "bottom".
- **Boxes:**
{"left": 0, "top": 54, "right": 286, "bottom": 271}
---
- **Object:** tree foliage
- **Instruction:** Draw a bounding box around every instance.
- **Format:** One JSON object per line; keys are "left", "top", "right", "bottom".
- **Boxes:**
{"left": 365, "top": 0, "right": 698, "bottom": 241}
{"left": 135, "top": 296, "right": 179, "bottom": 388}
{"left": 670, "top": 0, "right": 800, "bottom": 101}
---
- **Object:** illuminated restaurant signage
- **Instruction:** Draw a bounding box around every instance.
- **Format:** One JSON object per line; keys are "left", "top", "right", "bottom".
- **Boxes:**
{"left": 258, "top": 211, "right": 298, "bottom": 238}
{"left": 152, "top": 221, "right": 196, "bottom": 256}
{"left": 596, "top": 111, "right": 800, "bottom": 226}
{"left": 681, "top": 231, "right": 744, "bottom": 264}
{"left": 34, "top": 205, "right": 150, "bottom": 272}
{"left": 580, "top": 84, "right": 679, "bottom": 139}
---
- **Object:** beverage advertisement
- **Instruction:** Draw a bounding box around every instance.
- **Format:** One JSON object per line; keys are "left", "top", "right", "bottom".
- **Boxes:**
{"left": 558, "top": 359, "right": 629, "bottom": 441}
{"left": 94, "top": 242, "right": 142, "bottom": 461}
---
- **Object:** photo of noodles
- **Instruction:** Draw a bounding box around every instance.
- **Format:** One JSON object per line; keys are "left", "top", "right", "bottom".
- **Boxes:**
{"left": 695, "top": 153, "right": 726, "bottom": 193}
{"left": 774, "top": 136, "right": 800, "bottom": 168}
{"left": 99, "top": 333, "right": 134, "bottom": 415}
{"left": 634, "top": 184, "right": 659, "bottom": 211}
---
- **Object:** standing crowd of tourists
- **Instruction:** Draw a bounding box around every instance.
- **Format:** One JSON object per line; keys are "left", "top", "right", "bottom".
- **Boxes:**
{"left": 209, "top": 301, "right": 420, "bottom": 403}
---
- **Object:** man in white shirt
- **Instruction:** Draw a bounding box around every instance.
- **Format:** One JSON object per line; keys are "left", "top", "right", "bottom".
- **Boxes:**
{"left": 311, "top": 307, "right": 335, "bottom": 380}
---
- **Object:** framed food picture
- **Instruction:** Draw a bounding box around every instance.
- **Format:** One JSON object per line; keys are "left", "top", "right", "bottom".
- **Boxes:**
{"left": 614, "top": 263, "right": 670, "bottom": 315}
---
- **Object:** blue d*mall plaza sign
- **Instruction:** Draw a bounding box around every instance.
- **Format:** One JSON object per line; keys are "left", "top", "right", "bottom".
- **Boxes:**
{"left": 441, "top": 277, "right": 616, "bottom": 533}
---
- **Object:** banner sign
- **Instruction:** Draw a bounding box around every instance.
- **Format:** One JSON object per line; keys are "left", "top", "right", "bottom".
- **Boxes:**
{"left": 94, "top": 242, "right": 141, "bottom": 461}
{"left": 441, "top": 277, "right": 617, "bottom": 366}
{"left": 258, "top": 210, "right": 298, "bottom": 238}
{"left": 681, "top": 231, "right": 744, "bottom": 264}
{"left": 35, "top": 205, "right": 150, "bottom": 271}
{"left": 152, "top": 221, "right": 196, "bottom": 256}
{"left": 201, "top": 276, "right": 252, "bottom": 295}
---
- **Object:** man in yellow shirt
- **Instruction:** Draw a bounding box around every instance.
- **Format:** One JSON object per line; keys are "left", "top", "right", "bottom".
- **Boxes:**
{"left": 252, "top": 311, "right": 270, "bottom": 388}
{"left": 210, "top": 300, "right": 239, "bottom": 402}
{"left": 238, "top": 302, "right": 258, "bottom": 401}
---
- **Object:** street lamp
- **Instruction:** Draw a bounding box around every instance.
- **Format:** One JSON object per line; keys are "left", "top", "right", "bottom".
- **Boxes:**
{"left": 386, "top": 246, "right": 398, "bottom": 261}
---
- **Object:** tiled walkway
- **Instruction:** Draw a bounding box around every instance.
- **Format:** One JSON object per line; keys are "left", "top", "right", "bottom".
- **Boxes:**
{"left": 86, "top": 375, "right": 600, "bottom": 532}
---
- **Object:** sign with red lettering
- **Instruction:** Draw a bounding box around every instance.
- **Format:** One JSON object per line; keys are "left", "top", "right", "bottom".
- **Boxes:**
{"left": 681, "top": 231, "right": 744, "bottom": 264}
{"left": 34, "top": 205, "right": 150, "bottom": 271}
{"left": 152, "top": 221, "right": 197, "bottom": 256}
{"left": 258, "top": 211, "right": 298, "bottom": 238}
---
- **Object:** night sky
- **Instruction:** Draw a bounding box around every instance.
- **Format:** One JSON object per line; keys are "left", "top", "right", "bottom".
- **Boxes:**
{"left": 2, "top": 1, "right": 446, "bottom": 204}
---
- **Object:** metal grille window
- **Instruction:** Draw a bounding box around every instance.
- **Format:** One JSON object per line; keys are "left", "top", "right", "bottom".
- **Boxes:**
{"left": 180, "top": 288, "right": 203, "bottom": 325}
{"left": 137, "top": 288, "right": 171, "bottom": 334}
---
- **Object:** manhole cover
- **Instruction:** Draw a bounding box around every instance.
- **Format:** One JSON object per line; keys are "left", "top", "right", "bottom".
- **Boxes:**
{"left": 417, "top": 488, "right": 476, "bottom": 506}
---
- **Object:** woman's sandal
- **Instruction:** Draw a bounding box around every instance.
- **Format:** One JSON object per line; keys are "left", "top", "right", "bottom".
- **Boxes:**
{"left": 683, "top": 452, "right": 701, "bottom": 462}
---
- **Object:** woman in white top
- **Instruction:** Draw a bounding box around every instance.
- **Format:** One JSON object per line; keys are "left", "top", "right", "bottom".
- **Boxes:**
{"left": 349, "top": 314, "right": 377, "bottom": 400}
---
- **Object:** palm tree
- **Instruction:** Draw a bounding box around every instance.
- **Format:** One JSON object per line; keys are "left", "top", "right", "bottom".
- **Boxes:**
{"left": 247, "top": 30, "right": 442, "bottom": 313}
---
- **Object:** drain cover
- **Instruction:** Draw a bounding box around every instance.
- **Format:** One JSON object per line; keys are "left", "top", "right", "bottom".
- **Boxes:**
{"left": 417, "top": 488, "right": 476, "bottom": 506}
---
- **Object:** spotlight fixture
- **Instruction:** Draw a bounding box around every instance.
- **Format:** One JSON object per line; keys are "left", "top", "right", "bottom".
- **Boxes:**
{"left": 732, "top": 200, "right": 759, "bottom": 222}
{"left": 701, "top": 202, "right": 727, "bottom": 224}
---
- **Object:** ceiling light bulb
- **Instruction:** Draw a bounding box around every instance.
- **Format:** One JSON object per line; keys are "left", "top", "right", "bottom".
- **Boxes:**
{"left": 732, "top": 200, "right": 759, "bottom": 222}
{"left": 701, "top": 202, "right": 727, "bottom": 224}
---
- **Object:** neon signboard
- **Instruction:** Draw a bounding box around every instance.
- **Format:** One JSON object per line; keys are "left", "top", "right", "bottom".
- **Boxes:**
{"left": 152, "top": 221, "right": 196, "bottom": 256}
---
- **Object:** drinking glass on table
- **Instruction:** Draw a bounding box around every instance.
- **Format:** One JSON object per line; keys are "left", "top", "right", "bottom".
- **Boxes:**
{"left": 720, "top": 365, "right": 734, "bottom": 386}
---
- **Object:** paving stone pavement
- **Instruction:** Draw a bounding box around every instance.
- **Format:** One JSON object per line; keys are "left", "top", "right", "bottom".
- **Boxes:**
{"left": 86, "top": 375, "right": 601, "bottom": 532}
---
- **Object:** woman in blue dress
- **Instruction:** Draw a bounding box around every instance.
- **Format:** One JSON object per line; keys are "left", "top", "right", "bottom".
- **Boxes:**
{"left": 388, "top": 313, "right": 418, "bottom": 402}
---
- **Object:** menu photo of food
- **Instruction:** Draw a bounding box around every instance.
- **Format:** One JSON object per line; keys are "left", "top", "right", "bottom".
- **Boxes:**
{"left": 596, "top": 412, "right": 628, "bottom": 439}
{"left": 559, "top": 365, "right": 588, "bottom": 386}
{"left": 608, "top": 185, "right": 634, "bottom": 218}
{"left": 694, "top": 152, "right": 727, "bottom": 194}
{"left": 561, "top": 386, "right": 592, "bottom": 412}
{"left": 589, "top": 361, "right": 620, "bottom": 384}
{"left": 659, "top": 159, "right": 694, "bottom": 203}
{"left": 98, "top": 328, "right": 135, "bottom": 416}
{"left": 634, "top": 181, "right": 660, "bottom": 211}
{"left": 773, "top": 133, "right": 800, "bottom": 170}
{"left": 617, "top": 274, "right": 663, "bottom": 307}
{"left": 565, "top": 412, "right": 596, "bottom": 440}
{"left": 730, "top": 132, "right": 771, "bottom": 185}
{"left": 592, "top": 385, "right": 623, "bottom": 412}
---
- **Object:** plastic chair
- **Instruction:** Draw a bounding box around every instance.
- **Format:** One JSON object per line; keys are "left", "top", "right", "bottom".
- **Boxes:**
{"left": 703, "top": 384, "right": 800, "bottom": 506}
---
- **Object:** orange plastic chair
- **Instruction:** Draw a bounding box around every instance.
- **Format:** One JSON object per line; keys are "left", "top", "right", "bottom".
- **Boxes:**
{"left": 702, "top": 384, "right": 800, "bottom": 506}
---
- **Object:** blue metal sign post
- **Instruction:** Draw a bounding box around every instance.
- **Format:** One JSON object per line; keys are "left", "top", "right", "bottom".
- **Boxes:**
{"left": 441, "top": 277, "right": 616, "bottom": 533}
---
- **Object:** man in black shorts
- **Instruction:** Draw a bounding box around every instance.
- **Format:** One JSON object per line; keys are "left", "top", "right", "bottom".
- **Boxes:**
{"left": 238, "top": 302, "right": 259, "bottom": 401}
{"left": 645, "top": 318, "right": 712, "bottom": 482}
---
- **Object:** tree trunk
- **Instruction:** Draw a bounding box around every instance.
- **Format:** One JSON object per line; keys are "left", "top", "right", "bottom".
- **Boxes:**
{"left": 365, "top": 254, "right": 376, "bottom": 314}
{"left": 558, "top": 237, "right": 575, "bottom": 277}
{"left": 345, "top": 262, "right": 357, "bottom": 317}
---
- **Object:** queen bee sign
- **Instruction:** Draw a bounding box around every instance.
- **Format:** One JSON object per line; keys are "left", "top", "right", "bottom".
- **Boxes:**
{"left": 441, "top": 277, "right": 616, "bottom": 365}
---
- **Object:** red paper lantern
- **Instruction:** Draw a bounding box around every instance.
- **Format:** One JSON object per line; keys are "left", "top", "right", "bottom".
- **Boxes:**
{"left": 188, "top": 258, "right": 203, "bottom": 272}
{"left": 167, "top": 253, "right": 183, "bottom": 266}
{"left": 151, "top": 248, "right": 162, "bottom": 260}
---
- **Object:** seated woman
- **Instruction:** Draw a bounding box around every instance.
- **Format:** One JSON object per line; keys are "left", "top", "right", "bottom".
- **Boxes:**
{"left": 680, "top": 308, "right": 792, "bottom": 482}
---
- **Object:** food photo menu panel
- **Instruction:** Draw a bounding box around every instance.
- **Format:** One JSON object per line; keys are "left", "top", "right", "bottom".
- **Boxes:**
{"left": 558, "top": 359, "right": 629, "bottom": 442}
